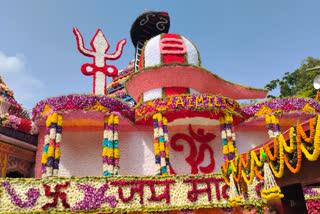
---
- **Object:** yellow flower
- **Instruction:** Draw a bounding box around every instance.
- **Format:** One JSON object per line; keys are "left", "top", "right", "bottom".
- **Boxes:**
{"left": 228, "top": 141, "right": 234, "bottom": 153}
{"left": 302, "top": 103, "right": 316, "bottom": 112}
{"left": 159, "top": 142, "right": 165, "bottom": 151}
{"left": 47, "top": 146, "right": 55, "bottom": 157}
{"left": 265, "top": 114, "right": 271, "bottom": 124}
{"left": 54, "top": 149, "right": 61, "bottom": 159}
{"left": 46, "top": 114, "right": 52, "bottom": 127}
{"left": 108, "top": 115, "right": 114, "bottom": 125}
{"left": 57, "top": 115, "right": 63, "bottom": 126}
{"left": 301, "top": 115, "right": 320, "bottom": 161}
{"left": 154, "top": 142, "right": 160, "bottom": 155}
{"left": 255, "top": 105, "right": 272, "bottom": 116}
{"left": 114, "top": 115, "right": 119, "bottom": 125}
{"left": 271, "top": 114, "right": 279, "bottom": 124}
{"left": 41, "top": 104, "right": 51, "bottom": 116}
{"left": 223, "top": 145, "right": 229, "bottom": 154}
{"left": 51, "top": 113, "right": 58, "bottom": 123}
{"left": 219, "top": 116, "right": 225, "bottom": 124}
{"left": 114, "top": 148, "right": 119, "bottom": 158}
{"left": 102, "top": 147, "right": 108, "bottom": 156}
{"left": 41, "top": 153, "right": 48, "bottom": 164}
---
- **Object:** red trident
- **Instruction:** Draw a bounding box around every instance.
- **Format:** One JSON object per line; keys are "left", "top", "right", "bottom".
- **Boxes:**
{"left": 73, "top": 27, "right": 126, "bottom": 95}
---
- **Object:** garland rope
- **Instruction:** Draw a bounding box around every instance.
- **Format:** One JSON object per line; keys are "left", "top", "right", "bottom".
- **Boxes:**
{"left": 102, "top": 114, "right": 120, "bottom": 176}
{"left": 265, "top": 114, "right": 281, "bottom": 138}
{"left": 261, "top": 162, "right": 284, "bottom": 200}
{"left": 219, "top": 113, "right": 238, "bottom": 161}
{"left": 228, "top": 173, "right": 242, "bottom": 206}
{"left": 221, "top": 115, "right": 320, "bottom": 201}
{"left": 153, "top": 113, "right": 170, "bottom": 175}
{"left": 41, "top": 113, "right": 63, "bottom": 178}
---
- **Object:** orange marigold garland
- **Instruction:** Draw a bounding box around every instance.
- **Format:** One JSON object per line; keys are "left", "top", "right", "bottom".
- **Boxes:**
{"left": 299, "top": 116, "right": 320, "bottom": 161}
{"left": 283, "top": 126, "right": 301, "bottom": 174}
{"left": 241, "top": 152, "right": 254, "bottom": 185}
{"left": 221, "top": 115, "right": 320, "bottom": 201}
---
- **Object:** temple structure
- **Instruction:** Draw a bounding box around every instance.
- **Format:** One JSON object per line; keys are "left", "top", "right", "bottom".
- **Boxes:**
{"left": 0, "top": 76, "right": 38, "bottom": 178}
{"left": 0, "top": 11, "right": 320, "bottom": 214}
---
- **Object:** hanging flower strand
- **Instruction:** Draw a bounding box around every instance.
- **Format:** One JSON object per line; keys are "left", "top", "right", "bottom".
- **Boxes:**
{"left": 153, "top": 113, "right": 170, "bottom": 175}
{"left": 41, "top": 113, "right": 63, "bottom": 178}
{"left": 265, "top": 114, "right": 281, "bottom": 138}
{"left": 102, "top": 114, "right": 120, "bottom": 176}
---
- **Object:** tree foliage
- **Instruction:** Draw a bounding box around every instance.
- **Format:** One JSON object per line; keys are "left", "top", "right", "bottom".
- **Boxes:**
{"left": 265, "top": 57, "right": 320, "bottom": 99}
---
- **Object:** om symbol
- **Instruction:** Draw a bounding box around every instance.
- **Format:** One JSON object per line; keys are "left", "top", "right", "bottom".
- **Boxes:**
{"left": 170, "top": 125, "right": 216, "bottom": 174}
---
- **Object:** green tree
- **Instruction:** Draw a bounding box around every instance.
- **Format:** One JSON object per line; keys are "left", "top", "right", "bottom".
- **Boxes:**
{"left": 265, "top": 57, "right": 320, "bottom": 99}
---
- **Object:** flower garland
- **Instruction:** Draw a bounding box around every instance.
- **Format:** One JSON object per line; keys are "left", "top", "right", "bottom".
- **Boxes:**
{"left": 299, "top": 116, "right": 320, "bottom": 161}
{"left": 32, "top": 94, "right": 135, "bottom": 122}
{"left": 241, "top": 97, "right": 320, "bottom": 121}
{"left": 0, "top": 173, "right": 265, "bottom": 213}
{"left": 219, "top": 113, "right": 238, "bottom": 161}
{"left": 153, "top": 113, "right": 170, "bottom": 175}
{"left": 265, "top": 114, "right": 281, "bottom": 138}
{"left": 135, "top": 94, "right": 242, "bottom": 125}
{"left": 260, "top": 162, "right": 284, "bottom": 200}
{"left": 221, "top": 115, "right": 320, "bottom": 194}
{"left": 228, "top": 173, "right": 242, "bottom": 207}
{"left": 241, "top": 152, "right": 255, "bottom": 185}
{"left": 265, "top": 137, "right": 285, "bottom": 178}
{"left": 102, "top": 114, "right": 120, "bottom": 176}
{"left": 41, "top": 113, "right": 63, "bottom": 178}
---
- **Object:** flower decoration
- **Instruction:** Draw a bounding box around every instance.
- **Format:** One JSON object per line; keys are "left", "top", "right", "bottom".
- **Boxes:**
{"left": 0, "top": 174, "right": 265, "bottom": 213}
{"left": 135, "top": 94, "right": 242, "bottom": 125}
{"left": 32, "top": 94, "right": 134, "bottom": 122}
{"left": 71, "top": 183, "right": 118, "bottom": 210}
{"left": 0, "top": 114, "right": 37, "bottom": 135}
{"left": 1, "top": 182, "right": 40, "bottom": 208}
{"left": 153, "top": 113, "right": 170, "bottom": 175}
{"left": 221, "top": 115, "right": 320, "bottom": 200}
{"left": 0, "top": 83, "right": 14, "bottom": 99}
{"left": 102, "top": 114, "right": 120, "bottom": 176}
{"left": 241, "top": 97, "right": 320, "bottom": 121}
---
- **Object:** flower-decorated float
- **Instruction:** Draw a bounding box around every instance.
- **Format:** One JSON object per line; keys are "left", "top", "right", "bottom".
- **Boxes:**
{"left": 0, "top": 75, "right": 38, "bottom": 178}
{"left": 0, "top": 11, "right": 320, "bottom": 214}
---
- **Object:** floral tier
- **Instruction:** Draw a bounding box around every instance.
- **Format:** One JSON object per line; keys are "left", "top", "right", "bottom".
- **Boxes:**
{"left": 134, "top": 94, "right": 242, "bottom": 125}
{"left": 0, "top": 173, "right": 265, "bottom": 213}
{"left": 32, "top": 94, "right": 135, "bottom": 123}
{"left": 241, "top": 97, "right": 320, "bottom": 121}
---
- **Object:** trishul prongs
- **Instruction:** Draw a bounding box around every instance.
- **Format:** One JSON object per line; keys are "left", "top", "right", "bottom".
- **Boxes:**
{"left": 73, "top": 27, "right": 126, "bottom": 95}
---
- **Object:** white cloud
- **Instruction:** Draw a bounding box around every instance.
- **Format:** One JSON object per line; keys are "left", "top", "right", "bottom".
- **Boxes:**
{"left": 0, "top": 52, "right": 24, "bottom": 73}
{"left": 0, "top": 51, "right": 44, "bottom": 108}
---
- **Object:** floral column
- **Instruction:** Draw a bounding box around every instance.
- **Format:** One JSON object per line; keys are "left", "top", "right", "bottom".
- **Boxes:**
{"left": 41, "top": 113, "right": 63, "bottom": 178}
{"left": 153, "top": 113, "right": 170, "bottom": 175}
{"left": 102, "top": 114, "right": 120, "bottom": 176}
{"left": 265, "top": 114, "right": 281, "bottom": 138}
{"left": 219, "top": 113, "right": 237, "bottom": 161}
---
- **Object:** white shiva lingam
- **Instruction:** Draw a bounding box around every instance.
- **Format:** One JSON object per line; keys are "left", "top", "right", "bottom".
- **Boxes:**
{"left": 73, "top": 28, "right": 126, "bottom": 95}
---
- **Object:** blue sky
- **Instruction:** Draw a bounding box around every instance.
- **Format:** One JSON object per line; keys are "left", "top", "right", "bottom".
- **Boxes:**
{"left": 0, "top": 0, "right": 319, "bottom": 109}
